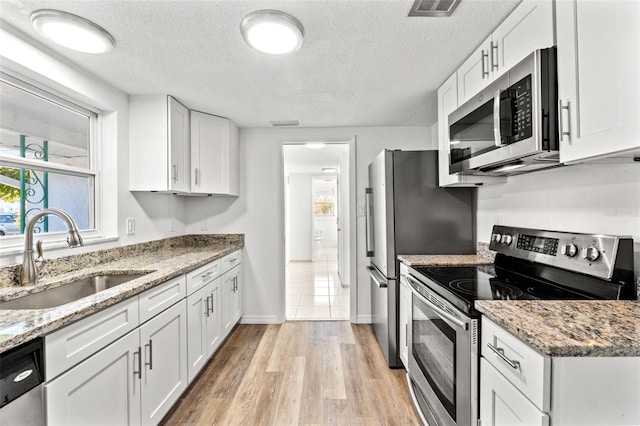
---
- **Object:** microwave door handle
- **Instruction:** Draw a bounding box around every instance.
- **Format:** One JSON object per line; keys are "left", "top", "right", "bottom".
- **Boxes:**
{"left": 365, "top": 188, "right": 374, "bottom": 257}
{"left": 493, "top": 90, "right": 506, "bottom": 147}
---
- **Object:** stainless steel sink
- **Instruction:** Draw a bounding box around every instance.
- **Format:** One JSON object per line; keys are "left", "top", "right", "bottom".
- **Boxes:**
{"left": 0, "top": 273, "right": 149, "bottom": 310}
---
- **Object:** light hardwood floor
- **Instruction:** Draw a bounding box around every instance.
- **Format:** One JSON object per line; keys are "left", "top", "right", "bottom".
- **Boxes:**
{"left": 162, "top": 321, "right": 421, "bottom": 425}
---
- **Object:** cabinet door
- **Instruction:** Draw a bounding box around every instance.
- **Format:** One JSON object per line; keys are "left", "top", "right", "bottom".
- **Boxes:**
{"left": 557, "top": 0, "right": 640, "bottom": 163}
{"left": 221, "top": 268, "right": 235, "bottom": 338}
{"left": 140, "top": 300, "right": 188, "bottom": 425}
{"left": 231, "top": 267, "right": 241, "bottom": 324}
{"left": 205, "top": 277, "right": 222, "bottom": 356}
{"left": 168, "top": 96, "right": 190, "bottom": 192}
{"left": 480, "top": 358, "right": 549, "bottom": 426}
{"left": 398, "top": 280, "right": 410, "bottom": 368}
{"left": 457, "top": 39, "right": 492, "bottom": 105}
{"left": 186, "top": 286, "right": 208, "bottom": 384}
{"left": 190, "top": 111, "right": 239, "bottom": 195}
{"left": 492, "top": 0, "right": 554, "bottom": 77}
{"left": 45, "top": 330, "right": 141, "bottom": 426}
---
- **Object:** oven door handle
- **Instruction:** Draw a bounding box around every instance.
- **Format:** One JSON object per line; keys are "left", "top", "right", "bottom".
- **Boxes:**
{"left": 367, "top": 266, "right": 388, "bottom": 288}
{"left": 405, "top": 274, "right": 468, "bottom": 331}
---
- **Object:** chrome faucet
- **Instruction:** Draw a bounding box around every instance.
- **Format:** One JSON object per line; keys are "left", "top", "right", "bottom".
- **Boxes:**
{"left": 21, "top": 208, "right": 84, "bottom": 286}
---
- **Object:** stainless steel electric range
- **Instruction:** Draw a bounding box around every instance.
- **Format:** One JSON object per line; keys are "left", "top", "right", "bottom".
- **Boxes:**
{"left": 401, "top": 225, "right": 636, "bottom": 426}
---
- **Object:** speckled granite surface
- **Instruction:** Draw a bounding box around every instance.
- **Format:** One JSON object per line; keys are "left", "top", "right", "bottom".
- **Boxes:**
{"left": 398, "top": 242, "right": 495, "bottom": 266}
{"left": 0, "top": 234, "right": 243, "bottom": 352}
{"left": 476, "top": 300, "right": 640, "bottom": 357}
{"left": 398, "top": 254, "right": 494, "bottom": 266}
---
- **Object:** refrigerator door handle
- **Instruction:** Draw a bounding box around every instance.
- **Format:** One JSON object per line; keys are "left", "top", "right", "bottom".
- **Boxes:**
{"left": 365, "top": 188, "right": 374, "bottom": 257}
{"left": 367, "top": 266, "right": 388, "bottom": 288}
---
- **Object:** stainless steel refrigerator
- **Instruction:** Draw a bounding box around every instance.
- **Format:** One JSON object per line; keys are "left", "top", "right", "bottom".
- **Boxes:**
{"left": 366, "top": 150, "right": 476, "bottom": 367}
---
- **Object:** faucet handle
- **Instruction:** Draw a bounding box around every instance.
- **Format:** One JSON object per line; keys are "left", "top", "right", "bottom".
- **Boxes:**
{"left": 35, "top": 240, "right": 45, "bottom": 270}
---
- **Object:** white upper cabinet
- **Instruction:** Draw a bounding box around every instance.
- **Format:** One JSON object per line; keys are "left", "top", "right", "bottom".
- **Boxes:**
{"left": 437, "top": 73, "right": 506, "bottom": 187}
{"left": 556, "top": 0, "right": 640, "bottom": 163}
{"left": 457, "top": 0, "right": 555, "bottom": 105}
{"left": 190, "top": 111, "right": 240, "bottom": 196}
{"left": 130, "top": 95, "right": 190, "bottom": 193}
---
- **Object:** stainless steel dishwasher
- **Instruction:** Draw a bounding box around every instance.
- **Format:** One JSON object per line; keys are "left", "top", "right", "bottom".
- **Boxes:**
{"left": 0, "top": 338, "right": 45, "bottom": 426}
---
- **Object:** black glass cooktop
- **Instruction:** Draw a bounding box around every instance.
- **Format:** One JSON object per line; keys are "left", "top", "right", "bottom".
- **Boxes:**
{"left": 409, "top": 264, "right": 594, "bottom": 315}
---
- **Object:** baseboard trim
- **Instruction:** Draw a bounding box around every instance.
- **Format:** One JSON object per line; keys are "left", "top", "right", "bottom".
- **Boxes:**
{"left": 356, "top": 314, "right": 372, "bottom": 324}
{"left": 240, "top": 315, "right": 283, "bottom": 324}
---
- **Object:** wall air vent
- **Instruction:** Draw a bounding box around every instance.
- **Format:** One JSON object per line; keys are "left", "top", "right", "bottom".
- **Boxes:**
{"left": 270, "top": 120, "right": 300, "bottom": 127}
{"left": 408, "top": 0, "right": 460, "bottom": 17}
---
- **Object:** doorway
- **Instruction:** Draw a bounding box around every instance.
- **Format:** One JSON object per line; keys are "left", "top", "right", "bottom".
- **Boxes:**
{"left": 283, "top": 143, "right": 352, "bottom": 320}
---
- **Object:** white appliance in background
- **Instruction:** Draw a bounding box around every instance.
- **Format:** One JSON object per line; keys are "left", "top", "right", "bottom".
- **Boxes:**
{"left": 365, "top": 149, "right": 476, "bottom": 368}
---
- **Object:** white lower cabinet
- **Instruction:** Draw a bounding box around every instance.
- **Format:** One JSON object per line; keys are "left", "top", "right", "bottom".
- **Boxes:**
{"left": 45, "top": 330, "right": 142, "bottom": 426}
{"left": 221, "top": 265, "right": 241, "bottom": 337}
{"left": 480, "top": 358, "right": 549, "bottom": 426}
{"left": 186, "top": 277, "right": 222, "bottom": 383}
{"left": 398, "top": 279, "right": 410, "bottom": 368}
{"left": 139, "top": 301, "right": 188, "bottom": 425}
{"left": 45, "top": 300, "right": 187, "bottom": 426}
{"left": 480, "top": 317, "right": 640, "bottom": 426}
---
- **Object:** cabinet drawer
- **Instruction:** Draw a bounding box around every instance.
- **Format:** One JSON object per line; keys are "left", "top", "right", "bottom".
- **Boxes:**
{"left": 481, "top": 317, "right": 550, "bottom": 411}
{"left": 45, "top": 297, "right": 139, "bottom": 381}
{"left": 220, "top": 250, "right": 241, "bottom": 274}
{"left": 139, "top": 275, "right": 186, "bottom": 324}
{"left": 186, "top": 260, "right": 220, "bottom": 295}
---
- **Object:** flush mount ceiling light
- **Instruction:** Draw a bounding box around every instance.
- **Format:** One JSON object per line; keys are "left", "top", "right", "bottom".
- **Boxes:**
{"left": 305, "top": 143, "right": 326, "bottom": 149}
{"left": 241, "top": 10, "right": 304, "bottom": 55}
{"left": 31, "top": 9, "right": 115, "bottom": 54}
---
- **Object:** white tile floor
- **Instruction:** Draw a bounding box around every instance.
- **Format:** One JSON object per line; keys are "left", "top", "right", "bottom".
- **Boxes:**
{"left": 285, "top": 244, "right": 350, "bottom": 320}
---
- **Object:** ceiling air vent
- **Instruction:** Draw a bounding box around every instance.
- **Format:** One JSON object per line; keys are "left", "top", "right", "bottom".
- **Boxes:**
{"left": 408, "top": 0, "right": 461, "bottom": 17}
{"left": 270, "top": 120, "right": 300, "bottom": 127}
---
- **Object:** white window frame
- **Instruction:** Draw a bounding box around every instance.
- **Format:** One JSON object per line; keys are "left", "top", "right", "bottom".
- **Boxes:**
{"left": 0, "top": 71, "right": 104, "bottom": 255}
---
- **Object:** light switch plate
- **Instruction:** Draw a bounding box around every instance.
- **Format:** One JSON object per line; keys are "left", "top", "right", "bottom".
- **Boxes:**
{"left": 126, "top": 218, "right": 135, "bottom": 235}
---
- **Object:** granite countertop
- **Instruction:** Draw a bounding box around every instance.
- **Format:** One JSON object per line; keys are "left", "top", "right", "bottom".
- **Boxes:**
{"left": 0, "top": 234, "right": 243, "bottom": 352}
{"left": 398, "top": 254, "right": 494, "bottom": 266}
{"left": 476, "top": 300, "right": 640, "bottom": 357}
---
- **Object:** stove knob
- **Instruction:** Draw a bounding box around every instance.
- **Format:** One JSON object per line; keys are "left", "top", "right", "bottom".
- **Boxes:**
{"left": 582, "top": 246, "right": 600, "bottom": 262}
{"left": 561, "top": 243, "right": 578, "bottom": 257}
{"left": 501, "top": 234, "right": 513, "bottom": 245}
{"left": 492, "top": 233, "right": 502, "bottom": 243}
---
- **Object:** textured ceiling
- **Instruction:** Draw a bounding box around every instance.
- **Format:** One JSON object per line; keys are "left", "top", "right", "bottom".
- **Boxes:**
{"left": 0, "top": 0, "right": 520, "bottom": 128}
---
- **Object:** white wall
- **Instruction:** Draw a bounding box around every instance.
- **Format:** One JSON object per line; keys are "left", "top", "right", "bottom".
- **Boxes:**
{"left": 477, "top": 162, "right": 640, "bottom": 273}
{"left": 289, "top": 173, "right": 312, "bottom": 261}
{"left": 186, "top": 126, "right": 433, "bottom": 323}
{"left": 0, "top": 26, "right": 186, "bottom": 265}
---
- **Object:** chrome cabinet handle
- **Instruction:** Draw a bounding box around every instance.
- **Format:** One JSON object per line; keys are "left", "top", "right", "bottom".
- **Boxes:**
{"left": 133, "top": 346, "right": 142, "bottom": 379}
{"left": 487, "top": 343, "right": 520, "bottom": 370}
{"left": 209, "top": 294, "right": 215, "bottom": 314}
{"left": 558, "top": 100, "right": 571, "bottom": 141}
{"left": 145, "top": 339, "right": 153, "bottom": 370}
{"left": 172, "top": 164, "right": 177, "bottom": 182}
{"left": 202, "top": 271, "right": 214, "bottom": 280}
{"left": 194, "top": 168, "right": 199, "bottom": 185}
{"left": 365, "top": 188, "right": 374, "bottom": 257}
{"left": 481, "top": 49, "right": 489, "bottom": 78}
{"left": 204, "top": 296, "right": 210, "bottom": 317}
{"left": 491, "top": 41, "right": 499, "bottom": 71}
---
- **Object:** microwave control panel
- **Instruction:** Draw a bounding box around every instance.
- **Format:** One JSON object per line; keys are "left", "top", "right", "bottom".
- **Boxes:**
{"left": 500, "top": 74, "right": 532, "bottom": 143}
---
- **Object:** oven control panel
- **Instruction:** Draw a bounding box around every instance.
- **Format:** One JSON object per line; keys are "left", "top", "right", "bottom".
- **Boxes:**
{"left": 489, "top": 225, "right": 631, "bottom": 280}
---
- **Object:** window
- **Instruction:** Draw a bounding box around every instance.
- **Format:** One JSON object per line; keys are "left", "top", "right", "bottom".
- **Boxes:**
{"left": 0, "top": 72, "right": 97, "bottom": 238}
{"left": 313, "top": 188, "right": 335, "bottom": 216}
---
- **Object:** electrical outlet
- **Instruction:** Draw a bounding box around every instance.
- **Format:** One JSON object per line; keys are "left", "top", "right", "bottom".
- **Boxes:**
{"left": 126, "top": 218, "right": 135, "bottom": 235}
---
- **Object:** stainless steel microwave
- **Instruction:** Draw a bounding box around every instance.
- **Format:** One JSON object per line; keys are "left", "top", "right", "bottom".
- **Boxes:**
{"left": 448, "top": 47, "right": 560, "bottom": 176}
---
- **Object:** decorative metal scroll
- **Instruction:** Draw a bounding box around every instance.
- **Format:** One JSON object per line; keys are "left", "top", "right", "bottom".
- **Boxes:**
{"left": 19, "top": 135, "right": 49, "bottom": 234}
